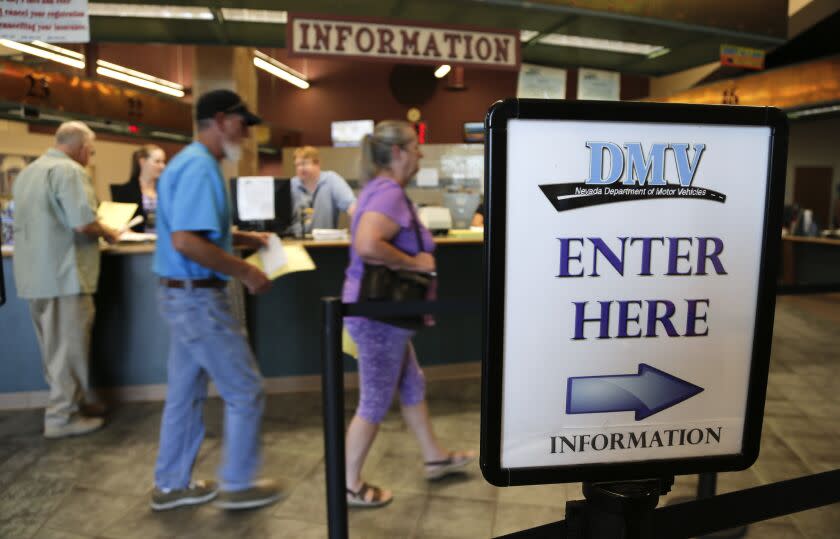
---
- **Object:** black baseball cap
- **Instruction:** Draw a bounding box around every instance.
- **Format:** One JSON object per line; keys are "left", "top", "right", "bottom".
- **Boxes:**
{"left": 196, "top": 89, "right": 262, "bottom": 126}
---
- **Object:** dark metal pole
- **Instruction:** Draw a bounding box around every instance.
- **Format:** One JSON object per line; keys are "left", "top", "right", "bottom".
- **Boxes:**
{"left": 321, "top": 297, "right": 347, "bottom": 539}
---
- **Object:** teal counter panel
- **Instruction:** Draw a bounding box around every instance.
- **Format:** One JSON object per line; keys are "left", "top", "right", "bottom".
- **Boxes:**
{"left": 1, "top": 243, "right": 483, "bottom": 395}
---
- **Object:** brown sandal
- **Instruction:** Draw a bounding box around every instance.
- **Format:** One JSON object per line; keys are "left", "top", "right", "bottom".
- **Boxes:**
{"left": 424, "top": 450, "right": 477, "bottom": 480}
{"left": 346, "top": 482, "right": 392, "bottom": 508}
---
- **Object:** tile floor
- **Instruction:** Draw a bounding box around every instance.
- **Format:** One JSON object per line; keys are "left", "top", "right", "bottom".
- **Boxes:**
{"left": 0, "top": 293, "right": 838, "bottom": 538}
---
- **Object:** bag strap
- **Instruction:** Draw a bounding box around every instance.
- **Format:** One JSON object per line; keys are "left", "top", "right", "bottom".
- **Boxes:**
{"left": 402, "top": 191, "right": 425, "bottom": 254}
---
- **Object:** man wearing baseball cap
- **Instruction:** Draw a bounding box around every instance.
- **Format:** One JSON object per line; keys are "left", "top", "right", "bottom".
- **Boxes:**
{"left": 151, "top": 89, "right": 279, "bottom": 511}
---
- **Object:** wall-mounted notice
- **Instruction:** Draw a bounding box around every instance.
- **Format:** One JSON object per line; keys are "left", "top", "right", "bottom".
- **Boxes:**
{"left": 517, "top": 63, "right": 567, "bottom": 99}
{"left": 577, "top": 68, "right": 620, "bottom": 101}
{"left": 0, "top": 0, "right": 89, "bottom": 43}
{"left": 481, "top": 99, "right": 787, "bottom": 486}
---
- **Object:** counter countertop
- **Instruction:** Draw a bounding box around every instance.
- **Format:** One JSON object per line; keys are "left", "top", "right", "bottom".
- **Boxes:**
{"left": 782, "top": 235, "right": 840, "bottom": 247}
{"left": 2, "top": 236, "right": 484, "bottom": 257}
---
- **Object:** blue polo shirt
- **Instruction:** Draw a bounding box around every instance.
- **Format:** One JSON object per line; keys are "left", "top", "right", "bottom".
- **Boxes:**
{"left": 153, "top": 142, "right": 232, "bottom": 280}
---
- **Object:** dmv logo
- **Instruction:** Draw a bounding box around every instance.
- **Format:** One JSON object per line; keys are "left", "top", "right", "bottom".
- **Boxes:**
{"left": 586, "top": 142, "right": 705, "bottom": 187}
{"left": 539, "top": 141, "right": 724, "bottom": 213}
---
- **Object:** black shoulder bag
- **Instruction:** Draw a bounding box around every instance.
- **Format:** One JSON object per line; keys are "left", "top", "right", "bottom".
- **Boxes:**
{"left": 357, "top": 194, "right": 435, "bottom": 330}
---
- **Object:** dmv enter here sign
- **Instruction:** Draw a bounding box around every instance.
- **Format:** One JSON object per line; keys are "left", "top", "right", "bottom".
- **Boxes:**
{"left": 481, "top": 100, "right": 788, "bottom": 486}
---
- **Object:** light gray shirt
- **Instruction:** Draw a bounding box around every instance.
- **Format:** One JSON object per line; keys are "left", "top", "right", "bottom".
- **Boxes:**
{"left": 290, "top": 170, "right": 355, "bottom": 235}
{"left": 12, "top": 148, "right": 99, "bottom": 299}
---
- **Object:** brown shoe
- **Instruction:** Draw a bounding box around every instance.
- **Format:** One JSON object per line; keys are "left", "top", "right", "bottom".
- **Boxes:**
{"left": 214, "top": 479, "right": 282, "bottom": 510}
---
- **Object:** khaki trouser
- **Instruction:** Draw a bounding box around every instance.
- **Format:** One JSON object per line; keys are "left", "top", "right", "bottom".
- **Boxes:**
{"left": 28, "top": 294, "right": 95, "bottom": 426}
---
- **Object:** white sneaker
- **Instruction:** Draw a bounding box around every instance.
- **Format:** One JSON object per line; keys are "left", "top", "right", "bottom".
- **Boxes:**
{"left": 44, "top": 416, "right": 104, "bottom": 439}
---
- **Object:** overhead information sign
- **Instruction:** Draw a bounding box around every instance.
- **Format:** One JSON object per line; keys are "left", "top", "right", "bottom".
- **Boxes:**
{"left": 288, "top": 14, "right": 519, "bottom": 70}
{"left": 481, "top": 99, "right": 787, "bottom": 485}
{"left": 0, "top": 0, "right": 89, "bottom": 43}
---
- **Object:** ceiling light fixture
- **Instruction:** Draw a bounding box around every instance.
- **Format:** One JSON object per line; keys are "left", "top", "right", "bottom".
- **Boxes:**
{"left": 787, "top": 104, "right": 840, "bottom": 119}
{"left": 31, "top": 41, "right": 85, "bottom": 60}
{"left": 0, "top": 39, "right": 85, "bottom": 69}
{"left": 253, "top": 50, "right": 309, "bottom": 89}
{"left": 220, "top": 9, "right": 287, "bottom": 23}
{"left": 88, "top": 3, "right": 213, "bottom": 20}
{"left": 519, "top": 30, "right": 540, "bottom": 43}
{"left": 434, "top": 65, "right": 451, "bottom": 78}
{"left": 96, "top": 60, "right": 185, "bottom": 97}
{"left": 647, "top": 47, "right": 671, "bottom": 60}
{"left": 537, "top": 33, "right": 665, "bottom": 56}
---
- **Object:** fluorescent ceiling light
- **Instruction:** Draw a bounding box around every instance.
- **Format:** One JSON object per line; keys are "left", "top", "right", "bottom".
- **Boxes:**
{"left": 788, "top": 104, "right": 840, "bottom": 119}
{"left": 88, "top": 3, "right": 213, "bottom": 20}
{"left": 31, "top": 41, "right": 85, "bottom": 60}
{"left": 96, "top": 60, "right": 184, "bottom": 91}
{"left": 520, "top": 30, "right": 540, "bottom": 43}
{"left": 647, "top": 47, "right": 670, "bottom": 59}
{"left": 434, "top": 65, "right": 451, "bottom": 78}
{"left": 221, "top": 9, "right": 287, "bottom": 23}
{"left": 0, "top": 39, "right": 85, "bottom": 69}
{"left": 253, "top": 50, "right": 309, "bottom": 89}
{"left": 538, "top": 33, "right": 664, "bottom": 56}
{"left": 96, "top": 61, "right": 185, "bottom": 97}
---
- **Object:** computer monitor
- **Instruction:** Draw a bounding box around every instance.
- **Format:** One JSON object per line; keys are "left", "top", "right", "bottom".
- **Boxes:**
{"left": 331, "top": 119, "right": 374, "bottom": 147}
{"left": 230, "top": 177, "right": 293, "bottom": 236}
{"left": 443, "top": 192, "right": 481, "bottom": 229}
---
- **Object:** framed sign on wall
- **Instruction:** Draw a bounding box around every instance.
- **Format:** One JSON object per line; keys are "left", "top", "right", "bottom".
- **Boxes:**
{"left": 481, "top": 99, "right": 788, "bottom": 486}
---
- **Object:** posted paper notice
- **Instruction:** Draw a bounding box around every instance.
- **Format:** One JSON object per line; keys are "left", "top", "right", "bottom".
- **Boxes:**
{"left": 237, "top": 176, "right": 275, "bottom": 221}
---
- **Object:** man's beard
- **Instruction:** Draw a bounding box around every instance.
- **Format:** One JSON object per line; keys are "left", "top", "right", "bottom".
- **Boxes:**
{"left": 222, "top": 140, "right": 242, "bottom": 162}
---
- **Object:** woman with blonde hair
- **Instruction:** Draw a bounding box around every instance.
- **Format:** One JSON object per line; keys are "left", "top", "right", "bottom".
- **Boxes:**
{"left": 341, "top": 120, "right": 476, "bottom": 508}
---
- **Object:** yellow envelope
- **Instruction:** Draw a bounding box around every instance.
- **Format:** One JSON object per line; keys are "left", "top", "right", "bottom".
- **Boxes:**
{"left": 245, "top": 244, "right": 316, "bottom": 280}
{"left": 97, "top": 201, "right": 138, "bottom": 230}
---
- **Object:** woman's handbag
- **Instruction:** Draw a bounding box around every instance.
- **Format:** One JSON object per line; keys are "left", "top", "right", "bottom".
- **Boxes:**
{"left": 357, "top": 194, "right": 435, "bottom": 330}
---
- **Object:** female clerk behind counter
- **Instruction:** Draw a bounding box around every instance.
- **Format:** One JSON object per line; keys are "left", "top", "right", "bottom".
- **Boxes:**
{"left": 111, "top": 145, "right": 166, "bottom": 232}
{"left": 289, "top": 146, "right": 356, "bottom": 235}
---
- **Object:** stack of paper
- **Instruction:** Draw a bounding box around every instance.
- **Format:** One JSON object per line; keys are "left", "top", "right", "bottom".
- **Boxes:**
{"left": 97, "top": 201, "right": 138, "bottom": 230}
{"left": 311, "top": 228, "right": 349, "bottom": 241}
{"left": 245, "top": 234, "right": 316, "bottom": 279}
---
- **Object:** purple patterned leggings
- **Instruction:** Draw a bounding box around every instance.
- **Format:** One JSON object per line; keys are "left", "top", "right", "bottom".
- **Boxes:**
{"left": 345, "top": 317, "right": 426, "bottom": 424}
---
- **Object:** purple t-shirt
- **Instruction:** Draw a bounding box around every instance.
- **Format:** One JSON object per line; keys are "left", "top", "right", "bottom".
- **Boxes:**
{"left": 342, "top": 177, "right": 435, "bottom": 302}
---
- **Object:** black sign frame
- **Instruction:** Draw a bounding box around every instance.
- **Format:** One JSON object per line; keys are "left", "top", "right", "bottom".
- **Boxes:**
{"left": 480, "top": 99, "right": 788, "bottom": 486}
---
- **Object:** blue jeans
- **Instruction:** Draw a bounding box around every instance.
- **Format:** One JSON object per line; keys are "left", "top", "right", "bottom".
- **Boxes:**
{"left": 154, "top": 285, "right": 264, "bottom": 491}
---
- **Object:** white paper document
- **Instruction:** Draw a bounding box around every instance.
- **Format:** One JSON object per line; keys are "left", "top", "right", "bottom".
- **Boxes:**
{"left": 258, "top": 234, "right": 287, "bottom": 276}
{"left": 416, "top": 168, "right": 439, "bottom": 187}
{"left": 237, "top": 177, "right": 275, "bottom": 221}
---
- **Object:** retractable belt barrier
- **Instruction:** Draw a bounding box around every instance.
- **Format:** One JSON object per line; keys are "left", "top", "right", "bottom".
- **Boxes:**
{"left": 321, "top": 296, "right": 840, "bottom": 539}
{"left": 320, "top": 297, "right": 481, "bottom": 539}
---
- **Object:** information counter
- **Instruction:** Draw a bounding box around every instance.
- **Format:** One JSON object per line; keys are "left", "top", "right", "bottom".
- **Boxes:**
{"left": 780, "top": 236, "right": 840, "bottom": 285}
{"left": 0, "top": 238, "right": 482, "bottom": 400}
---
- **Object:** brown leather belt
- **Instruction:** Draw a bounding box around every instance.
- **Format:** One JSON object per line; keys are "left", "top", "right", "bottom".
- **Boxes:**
{"left": 159, "top": 278, "right": 227, "bottom": 289}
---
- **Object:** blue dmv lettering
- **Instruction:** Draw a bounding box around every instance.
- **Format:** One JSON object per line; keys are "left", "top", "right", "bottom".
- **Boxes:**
{"left": 586, "top": 142, "right": 706, "bottom": 187}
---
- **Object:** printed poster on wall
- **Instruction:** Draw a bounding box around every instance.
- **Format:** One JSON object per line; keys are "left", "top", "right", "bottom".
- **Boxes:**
{"left": 517, "top": 63, "right": 567, "bottom": 99}
{"left": 0, "top": 0, "right": 89, "bottom": 43}
{"left": 577, "top": 68, "right": 620, "bottom": 101}
{"left": 497, "top": 113, "right": 777, "bottom": 472}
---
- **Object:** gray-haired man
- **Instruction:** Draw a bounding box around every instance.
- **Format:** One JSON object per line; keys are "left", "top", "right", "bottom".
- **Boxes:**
{"left": 13, "top": 121, "right": 120, "bottom": 438}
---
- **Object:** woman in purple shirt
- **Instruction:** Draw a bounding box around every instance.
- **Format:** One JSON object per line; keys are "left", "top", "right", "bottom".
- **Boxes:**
{"left": 342, "top": 120, "right": 476, "bottom": 508}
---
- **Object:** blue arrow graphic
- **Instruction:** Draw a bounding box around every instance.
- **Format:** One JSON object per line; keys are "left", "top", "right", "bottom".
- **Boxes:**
{"left": 566, "top": 364, "right": 704, "bottom": 421}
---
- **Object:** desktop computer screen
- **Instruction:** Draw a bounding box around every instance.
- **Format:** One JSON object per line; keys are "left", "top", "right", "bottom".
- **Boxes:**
{"left": 443, "top": 192, "right": 481, "bottom": 229}
{"left": 230, "top": 177, "right": 294, "bottom": 236}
